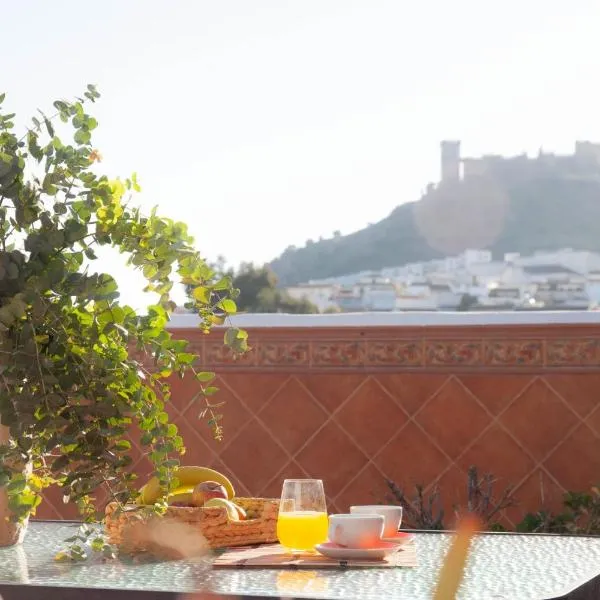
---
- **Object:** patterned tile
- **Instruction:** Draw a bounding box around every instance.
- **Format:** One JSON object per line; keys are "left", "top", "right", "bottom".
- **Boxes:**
{"left": 366, "top": 340, "right": 423, "bottom": 366}
{"left": 258, "top": 377, "right": 328, "bottom": 455}
{"left": 35, "top": 485, "right": 74, "bottom": 520}
{"left": 415, "top": 378, "right": 492, "bottom": 459}
{"left": 178, "top": 381, "right": 251, "bottom": 455}
{"left": 334, "top": 378, "right": 408, "bottom": 455}
{"left": 457, "top": 424, "right": 535, "bottom": 488}
{"left": 166, "top": 372, "right": 198, "bottom": 414}
{"left": 221, "top": 373, "right": 288, "bottom": 413}
{"left": 499, "top": 379, "right": 578, "bottom": 461}
{"left": 219, "top": 418, "right": 289, "bottom": 495}
{"left": 298, "top": 373, "right": 367, "bottom": 414}
{"left": 544, "top": 373, "right": 600, "bottom": 418}
{"left": 258, "top": 342, "right": 310, "bottom": 367}
{"left": 544, "top": 424, "right": 600, "bottom": 492}
{"left": 173, "top": 402, "right": 222, "bottom": 454}
{"left": 374, "top": 422, "right": 450, "bottom": 489}
{"left": 584, "top": 406, "right": 600, "bottom": 438}
{"left": 458, "top": 374, "right": 533, "bottom": 415}
{"left": 172, "top": 415, "right": 219, "bottom": 465}
{"left": 208, "top": 457, "right": 252, "bottom": 498}
{"left": 426, "top": 341, "right": 483, "bottom": 366}
{"left": 484, "top": 340, "right": 544, "bottom": 366}
{"left": 546, "top": 339, "right": 600, "bottom": 366}
{"left": 376, "top": 373, "right": 449, "bottom": 416}
{"left": 295, "top": 421, "right": 368, "bottom": 498}
{"left": 259, "top": 460, "right": 309, "bottom": 499}
{"left": 334, "top": 463, "right": 391, "bottom": 512}
{"left": 311, "top": 341, "right": 366, "bottom": 366}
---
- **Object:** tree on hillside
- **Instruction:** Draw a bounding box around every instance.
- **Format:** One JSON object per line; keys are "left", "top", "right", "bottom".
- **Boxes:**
{"left": 457, "top": 293, "right": 478, "bottom": 312}
{"left": 233, "top": 263, "right": 319, "bottom": 313}
{"left": 186, "top": 262, "right": 319, "bottom": 313}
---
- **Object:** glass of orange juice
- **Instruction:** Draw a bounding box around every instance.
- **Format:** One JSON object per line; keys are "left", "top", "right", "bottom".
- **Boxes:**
{"left": 277, "top": 479, "right": 328, "bottom": 553}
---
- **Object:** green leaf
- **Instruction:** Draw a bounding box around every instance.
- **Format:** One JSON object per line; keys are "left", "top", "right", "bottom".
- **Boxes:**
{"left": 143, "top": 264, "right": 158, "bottom": 279}
{"left": 213, "top": 276, "right": 232, "bottom": 291}
{"left": 196, "top": 371, "right": 215, "bottom": 383}
{"left": 44, "top": 117, "right": 55, "bottom": 137}
{"left": 91, "top": 537, "right": 104, "bottom": 552}
{"left": 224, "top": 327, "right": 247, "bottom": 345}
{"left": 7, "top": 476, "right": 26, "bottom": 494}
{"left": 192, "top": 287, "right": 211, "bottom": 303}
{"left": 176, "top": 352, "right": 195, "bottom": 365}
{"left": 217, "top": 298, "right": 237, "bottom": 314}
{"left": 131, "top": 172, "right": 141, "bottom": 192}
{"left": 74, "top": 129, "right": 91, "bottom": 145}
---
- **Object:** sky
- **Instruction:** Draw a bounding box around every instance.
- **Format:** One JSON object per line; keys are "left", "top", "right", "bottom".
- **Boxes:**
{"left": 3, "top": 0, "right": 600, "bottom": 306}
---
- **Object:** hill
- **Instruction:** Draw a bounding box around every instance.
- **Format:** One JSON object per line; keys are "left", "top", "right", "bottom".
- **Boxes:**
{"left": 269, "top": 175, "right": 600, "bottom": 285}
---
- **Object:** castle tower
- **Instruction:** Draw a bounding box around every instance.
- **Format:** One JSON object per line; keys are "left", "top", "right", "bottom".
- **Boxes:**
{"left": 440, "top": 140, "right": 461, "bottom": 182}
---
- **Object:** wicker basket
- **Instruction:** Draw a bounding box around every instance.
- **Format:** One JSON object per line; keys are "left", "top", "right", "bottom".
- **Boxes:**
{"left": 105, "top": 497, "right": 279, "bottom": 558}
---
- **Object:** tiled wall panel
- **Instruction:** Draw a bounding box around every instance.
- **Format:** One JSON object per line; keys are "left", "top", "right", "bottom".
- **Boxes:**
{"left": 36, "top": 324, "right": 600, "bottom": 526}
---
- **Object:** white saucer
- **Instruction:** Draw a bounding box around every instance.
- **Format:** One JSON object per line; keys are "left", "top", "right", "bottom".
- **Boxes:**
{"left": 383, "top": 531, "right": 414, "bottom": 545}
{"left": 315, "top": 541, "right": 399, "bottom": 561}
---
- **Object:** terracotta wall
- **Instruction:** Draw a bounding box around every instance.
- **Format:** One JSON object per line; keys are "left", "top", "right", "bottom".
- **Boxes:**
{"left": 37, "top": 322, "right": 600, "bottom": 527}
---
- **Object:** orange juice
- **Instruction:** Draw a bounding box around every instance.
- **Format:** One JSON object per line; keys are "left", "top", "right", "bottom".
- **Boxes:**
{"left": 277, "top": 511, "right": 328, "bottom": 551}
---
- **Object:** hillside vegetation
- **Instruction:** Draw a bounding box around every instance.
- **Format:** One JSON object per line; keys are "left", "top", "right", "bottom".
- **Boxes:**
{"left": 269, "top": 175, "right": 600, "bottom": 285}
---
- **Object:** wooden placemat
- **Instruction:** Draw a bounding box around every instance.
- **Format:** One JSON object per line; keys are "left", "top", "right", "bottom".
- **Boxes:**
{"left": 212, "top": 542, "right": 417, "bottom": 569}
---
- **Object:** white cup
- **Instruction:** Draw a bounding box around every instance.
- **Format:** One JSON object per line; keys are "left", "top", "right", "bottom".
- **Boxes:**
{"left": 328, "top": 514, "right": 384, "bottom": 548}
{"left": 350, "top": 505, "right": 403, "bottom": 538}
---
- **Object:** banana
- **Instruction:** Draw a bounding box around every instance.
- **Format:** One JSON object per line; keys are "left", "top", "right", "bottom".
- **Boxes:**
{"left": 138, "top": 466, "right": 235, "bottom": 505}
{"left": 204, "top": 498, "right": 240, "bottom": 520}
{"left": 167, "top": 491, "right": 195, "bottom": 506}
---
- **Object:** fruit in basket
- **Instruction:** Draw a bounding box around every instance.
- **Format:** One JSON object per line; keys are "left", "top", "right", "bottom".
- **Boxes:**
{"left": 233, "top": 503, "right": 247, "bottom": 520}
{"left": 167, "top": 486, "right": 195, "bottom": 507}
{"left": 204, "top": 498, "right": 241, "bottom": 521}
{"left": 192, "top": 481, "right": 228, "bottom": 506}
{"left": 137, "top": 466, "right": 235, "bottom": 505}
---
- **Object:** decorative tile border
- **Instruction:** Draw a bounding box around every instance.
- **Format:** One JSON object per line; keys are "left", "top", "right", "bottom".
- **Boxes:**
{"left": 204, "top": 343, "right": 257, "bottom": 367}
{"left": 484, "top": 340, "right": 544, "bottom": 366}
{"left": 258, "top": 342, "right": 310, "bottom": 367}
{"left": 366, "top": 340, "right": 423, "bottom": 366}
{"left": 312, "top": 341, "right": 366, "bottom": 366}
{"left": 191, "top": 326, "right": 600, "bottom": 372}
{"left": 426, "top": 340, "right": 483, "bottom": 366}
{"left": 546, "top": 339, "right": 600, "bottom": 366}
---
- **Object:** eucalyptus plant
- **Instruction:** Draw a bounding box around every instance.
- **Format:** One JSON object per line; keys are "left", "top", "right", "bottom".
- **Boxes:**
{"left": 0, "top": 86, "right": 246, "bottom": 557}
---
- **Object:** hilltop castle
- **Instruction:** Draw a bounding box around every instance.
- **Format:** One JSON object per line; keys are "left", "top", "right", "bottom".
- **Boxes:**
{"left": 440, "top": 140, "right": 600, "bottom": 183}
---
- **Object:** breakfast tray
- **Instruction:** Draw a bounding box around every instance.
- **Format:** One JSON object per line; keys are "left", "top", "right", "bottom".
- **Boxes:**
{"left": 213, "top": 542, "right": 417, "bottom": 568}
{"left": 105, "top": 497, "right": 279, "bottom": 558}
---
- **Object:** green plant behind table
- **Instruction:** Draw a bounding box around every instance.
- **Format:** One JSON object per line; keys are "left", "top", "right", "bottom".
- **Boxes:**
{"left": 387, "top": 469, "right": 600, "bottom": 535}
{"left": 0, "top": 86, "right": 248, "bottom": 557}
{"left": 518, "top": 487, "right": 600, "bottom": 534}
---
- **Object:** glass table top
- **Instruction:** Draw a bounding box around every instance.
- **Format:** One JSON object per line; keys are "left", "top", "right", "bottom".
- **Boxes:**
{"left": 1, "top": 521, "right": 599, "bottom": 599}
